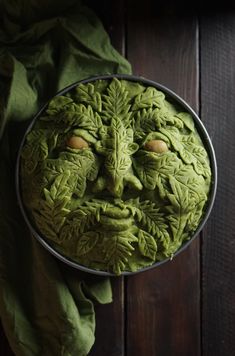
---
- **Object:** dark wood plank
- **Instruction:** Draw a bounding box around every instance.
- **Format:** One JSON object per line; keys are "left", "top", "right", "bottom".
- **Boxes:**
{"left": 200, "top": 13, "right": 235, "bottom": 356}
{"left": 126, "top": 1, "right": 200, "bottom": 355}
{"left": 86, "top": 0, "right": 126, "bottom": 55}
{"left": 89, "top": 280, "right": 124, "bottom": 356}
{"left": 126, "top": 0, "right": 198, "bottom": 109}
{"left": 87, "top": 1, "right": 126, "bottom": 355}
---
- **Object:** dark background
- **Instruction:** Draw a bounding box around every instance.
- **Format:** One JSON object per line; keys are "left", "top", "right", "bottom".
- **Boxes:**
{"left": 1, "top": 0, "right": 235, "bottom": 355}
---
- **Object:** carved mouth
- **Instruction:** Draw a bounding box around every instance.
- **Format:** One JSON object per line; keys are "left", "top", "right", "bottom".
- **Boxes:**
{"left": 63, "top": 198, "right": 136, "bottom": 234}
{"left": 55, "top": 197, "right": 175, "bottom": 275}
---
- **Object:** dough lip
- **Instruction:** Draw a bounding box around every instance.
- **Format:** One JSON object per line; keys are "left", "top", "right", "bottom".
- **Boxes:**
{"left": 15, "top": 74, "right": 217, "bottom": 276}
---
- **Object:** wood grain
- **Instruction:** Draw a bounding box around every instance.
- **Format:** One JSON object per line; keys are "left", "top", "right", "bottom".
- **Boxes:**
{"left": 200, "top": 13, "right": 235, "bottom": 356}
{"left": 89, "top": 279, "right": 124, "bottom": 356}
{"left": 86, "top": 0, "right": 126, "bottom": 55}
{"left": 126, "top": 1, "right": 200, "bottom": 355}
{"left": 126, "top": 0, "right": 199, "bottom": 111}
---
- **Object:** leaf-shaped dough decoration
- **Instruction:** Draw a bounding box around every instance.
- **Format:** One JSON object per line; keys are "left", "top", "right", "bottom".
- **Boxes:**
{"left": 76, "top": 232, "right": 99, "bottom": 256}
{"left": 86, "top": 154, "right": 101, "bottom": 181}
{"left": 105, "top": 154, "right": 131, "bottom": 179}
{"left": 102, "top": 78, "right": 131, "bottom": 127}
{"left": 137, "top": 200, "right": 169, "bottom": 239}
{"left": 47, "top": 173, "right": 71, "bottom": 201}
{"left": 133, "top": 150, "right": 182, "bottom": 195}
{"left": 21, "top": 129, "right": 52, "bottom": 173}
{"left": 133, "top": 153, "right": 158, "bottom": 190}
{"left": 138, "top": 229, "right": 157, "bottom": 260}
{"left": 61, "top": 200, "right": 103, "bottom": 242}
{"left": 186, "top": 199, "right": 206, "bottom": 232}
{"left": 134, "top": 107, "right": 185, "bottom": 141}
{"left": 74, "top": 83, "right": 102, "bottom": 112}
{"left": 134, "top": 108, "right": 158, "bottom": 138}
{"left": 121, "top": 198, "right": 169, "bottom": 241}
{"left": 42, "top": 159, "right": 68, "bottom": 186}
{"left": 167, "top": 176, "right": 194, "bottom": 213}
{"left": 33, "top": 173, "right": 71, "bottom": 243}
{"left": 104, "top": 234, "right": 135, "bottom": 275}
{"left": 97, "top": 116, "right": 134, "bottom": 191}
{"left": 159, "top": 126, "right": 211, "bottom": 178}
{"left": 184, "top": 143, "right": 211, "bottom": 178}
{"left": 174, "top": 165, "right": 209, "bottom": 199}
{"left": 58, "top": 150, "right": 99, "bottom": 197}
{"left": 166, "top": 210, "right": 188, "bottom": 246}
{"left": 46, "top": 96, "right": 73, "bottom": 116}
{"left": 175, "top": 112, "right": 195, "bottom": 132}
{"left": 132, "top": 87, "right": 165, "bottom": 111}
{"left": 44, "top": 97, "right": 103, "bottom": 135}
{"left": 72, "top": 104, "right": 103, "bottom": 138}
{"left": 59, "top": 149, "right": 96, "bottom": 170}
{"left": 165, "top": 176, "right": 202, "bottom": 244}
{"left": 50, "top": 102, "right": 88, "bottom": 128}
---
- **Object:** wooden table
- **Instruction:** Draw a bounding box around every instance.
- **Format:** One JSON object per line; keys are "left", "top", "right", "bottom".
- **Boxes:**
{"left": 1, "top": 1, "right": 234, "bottom": 355}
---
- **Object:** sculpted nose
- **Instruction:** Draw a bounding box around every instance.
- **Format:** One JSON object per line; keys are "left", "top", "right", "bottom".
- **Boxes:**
{"left": 107, "top": 173, "right": 143, "bottom": 198}
{"left": 107, "top": 177, "right": 124, "bottom": 198}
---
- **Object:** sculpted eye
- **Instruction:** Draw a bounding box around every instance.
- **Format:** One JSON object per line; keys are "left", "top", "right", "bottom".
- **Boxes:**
{"left": 67, "top": 136, "right": 89, "bottom": 149}
{"left": 144, "top": 139, "right": 168, "bottom": 153}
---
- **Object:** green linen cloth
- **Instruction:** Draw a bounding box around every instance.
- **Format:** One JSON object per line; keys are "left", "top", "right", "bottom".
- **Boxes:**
{"left": 0, "top": 1, "right": 131, "bottom": 355}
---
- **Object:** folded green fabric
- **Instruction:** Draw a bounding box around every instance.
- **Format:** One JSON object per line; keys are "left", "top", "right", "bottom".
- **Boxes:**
{"left": 0, "top": 1, "right": 131, "bottom": 355}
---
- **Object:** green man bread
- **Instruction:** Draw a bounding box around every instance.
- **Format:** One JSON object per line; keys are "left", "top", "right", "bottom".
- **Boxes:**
{"left": 21, "top": 78, "right": 211, "bottom": 274}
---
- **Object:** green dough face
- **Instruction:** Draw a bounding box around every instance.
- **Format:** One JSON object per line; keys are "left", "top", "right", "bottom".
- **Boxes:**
{"left": 20, "top": 78, "right": 212, "bottom": 275}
